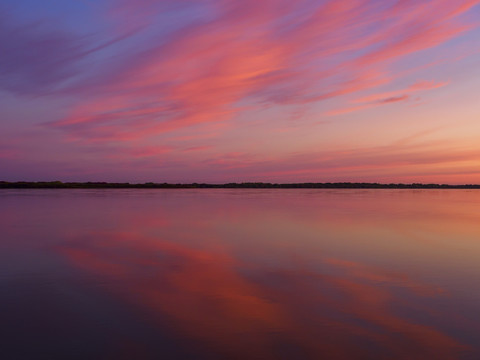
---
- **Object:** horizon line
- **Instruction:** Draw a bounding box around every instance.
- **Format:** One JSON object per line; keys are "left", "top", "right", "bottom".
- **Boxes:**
{"left": 1, "top": 181, "right": 480, "bottom": 189}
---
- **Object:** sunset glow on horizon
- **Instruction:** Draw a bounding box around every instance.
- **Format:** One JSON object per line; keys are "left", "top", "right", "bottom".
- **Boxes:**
{"left": 1, "top": 0, "right": 480, "bottom": 183}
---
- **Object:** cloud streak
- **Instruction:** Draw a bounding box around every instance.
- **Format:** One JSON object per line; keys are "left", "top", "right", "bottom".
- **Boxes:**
{"left": 327, "top": 80, "right": 449, "bottom": 115}
{"left": 39, "top": 0, "right": 479, "bottom": 142}
{"left": 1, "top": 0, "right": 480, "bottom": 182}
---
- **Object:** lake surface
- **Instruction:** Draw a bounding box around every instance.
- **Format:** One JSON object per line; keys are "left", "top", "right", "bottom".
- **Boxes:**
{"left": 1, "top": 189, "right": 480, "bottom": 359}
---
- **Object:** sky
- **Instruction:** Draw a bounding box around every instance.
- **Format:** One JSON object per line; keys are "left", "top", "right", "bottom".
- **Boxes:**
{"left": 1, "top": 0, "right": 480, "bottom": 184}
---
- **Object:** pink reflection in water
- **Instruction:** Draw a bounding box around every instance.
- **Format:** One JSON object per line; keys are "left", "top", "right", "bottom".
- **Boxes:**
{"left": 59, "top": 232, "right": 466, "bottom": 359}
{"left": 1, "top": 189, "right": 480, "bottom": 359}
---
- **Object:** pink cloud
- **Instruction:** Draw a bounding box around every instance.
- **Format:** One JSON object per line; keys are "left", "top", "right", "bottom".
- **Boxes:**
{"left": 378, "top": 95, "right": 410, "bottom": 104}
{"left": 356, "top": 0, "right": 480, "bottom": 66}
{"left": 354, "top": 81, "right": 448, "bottom": 104}
{"left": 44, "top": 0, "right": 479, "bottom": 144}
{"left": 128, "top": 146, "right": 173, "bottom": 158}
{"left": 181, "top": 138, "right": 480, "bottom": 184}
{"left": 182, "top": 145, "right": 213, "bottom": 152}
{"left": 327, "top": 80, "right": 448, "bottom": 115}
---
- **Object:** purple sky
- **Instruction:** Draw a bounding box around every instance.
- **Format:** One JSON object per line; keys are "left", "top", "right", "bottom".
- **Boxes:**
{"left": 1, "top": 0, "right": 480, "bottom": 183}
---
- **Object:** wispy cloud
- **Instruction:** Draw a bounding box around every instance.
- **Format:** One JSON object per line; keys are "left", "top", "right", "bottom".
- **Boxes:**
{"left": 40, "top": 0, "right": 479, "bottom": 142}
{"left": 2, "top": 0, "right": 480, "bottom": 182}
{"left": 0, "top": 11, "right": 86, "bottom": 95}
{"left": 326, "top": 80, "right": 449, "bottom": 115}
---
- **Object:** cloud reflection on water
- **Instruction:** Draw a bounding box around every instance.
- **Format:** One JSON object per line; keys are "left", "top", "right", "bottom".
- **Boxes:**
{"left": 3, "top": 189, "right": 480, "bottom": 359}
{"left": 59, "top": 229, "right": 465, "bottom": 359}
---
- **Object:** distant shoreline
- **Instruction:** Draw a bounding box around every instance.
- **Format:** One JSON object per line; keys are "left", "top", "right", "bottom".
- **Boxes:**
{"left": 1, "top": 181, "right": 479, "bottom": 189}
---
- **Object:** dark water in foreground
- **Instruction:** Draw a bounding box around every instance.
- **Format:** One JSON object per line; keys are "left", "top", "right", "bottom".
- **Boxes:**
{"left": 1, "top": 189, "right": 480, "bottom": 360}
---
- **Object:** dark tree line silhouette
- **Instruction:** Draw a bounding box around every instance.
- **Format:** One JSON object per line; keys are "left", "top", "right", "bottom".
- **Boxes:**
{"left": 1, "top": 181, "right": 479, "bottom": 189}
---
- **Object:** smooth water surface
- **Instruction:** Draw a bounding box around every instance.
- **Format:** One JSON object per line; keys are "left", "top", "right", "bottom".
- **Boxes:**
{"left": 1, "top": 189, "right": 480, "bottom": 359}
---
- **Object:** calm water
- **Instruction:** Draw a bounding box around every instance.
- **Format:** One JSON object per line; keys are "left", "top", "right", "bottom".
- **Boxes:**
{"left": 1, "top": 189, "right": 480, "bottom": 360}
